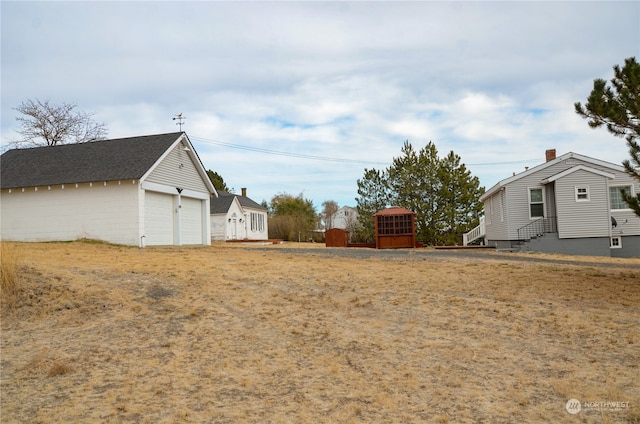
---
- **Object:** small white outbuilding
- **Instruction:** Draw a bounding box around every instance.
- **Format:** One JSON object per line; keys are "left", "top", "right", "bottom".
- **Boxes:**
{"left": 0, "top": 132, "right": 217, "bottom": 246}
{"left": 210, "top": 189, "right": 268, "bottom": 241}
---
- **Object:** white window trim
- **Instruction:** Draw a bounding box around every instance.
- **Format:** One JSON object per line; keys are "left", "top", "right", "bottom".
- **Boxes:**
{"left": 250, "top": 212, "right": 265, "bottom": 233}
{"left": 610, "top": 236, "right": 622, "bottom": 249}
{"left": 575, "top": 186, "right": 590, "bottom": 202}
{"left": 528, "top": 187, "right": 545, "bottom": 220}
{"left": 609, "top": 185, "right": 634, "bottom": 211}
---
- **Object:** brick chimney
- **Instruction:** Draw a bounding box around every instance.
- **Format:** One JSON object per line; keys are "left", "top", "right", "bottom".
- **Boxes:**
{"left": 545, "top": 149, "right": 556, "bottom": 162}
{"left": 241, "top": 187, "right": 247, "bottom": 197}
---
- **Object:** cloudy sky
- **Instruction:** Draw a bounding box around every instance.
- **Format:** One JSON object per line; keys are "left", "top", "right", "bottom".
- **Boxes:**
{"left": 2, "top": 1, "right": 638, "bottom": 209}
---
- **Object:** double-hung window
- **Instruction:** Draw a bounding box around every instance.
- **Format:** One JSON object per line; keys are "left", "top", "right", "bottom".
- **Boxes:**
{"left": 529, "top": 188, "right": 544, "bottom": 219}
{"left": 575, "top": 186, "right": 590, "bottom": 202}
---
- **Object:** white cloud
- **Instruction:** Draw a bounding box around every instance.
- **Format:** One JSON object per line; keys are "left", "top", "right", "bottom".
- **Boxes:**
{"left": 2, "top": 1, "right": 638, "bottom": 207}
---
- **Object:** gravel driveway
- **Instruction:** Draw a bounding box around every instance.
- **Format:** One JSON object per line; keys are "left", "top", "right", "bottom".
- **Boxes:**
{"left": 253, "top": 245, "right": 640, "bottom": 269}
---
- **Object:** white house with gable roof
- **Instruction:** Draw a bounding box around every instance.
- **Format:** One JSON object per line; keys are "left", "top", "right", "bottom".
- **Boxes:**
{"left": 210, "top": 188, "right": 268, "bottom": 241}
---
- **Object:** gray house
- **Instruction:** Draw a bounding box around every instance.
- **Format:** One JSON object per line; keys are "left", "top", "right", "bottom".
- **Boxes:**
{"left": 465, "top": 150, "right": 640, "bottom": 257}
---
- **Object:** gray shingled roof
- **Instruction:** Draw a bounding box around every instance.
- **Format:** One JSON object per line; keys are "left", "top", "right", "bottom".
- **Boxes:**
{"left": 210, "top": 190, "right": 267, "bottom": 214}
{"left": 0, "top": 132, "right": 183, "bottom": 189}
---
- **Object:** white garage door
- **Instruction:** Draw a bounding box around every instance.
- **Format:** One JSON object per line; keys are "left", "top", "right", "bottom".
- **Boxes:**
{"left": 145, "top": 191, "right": 174, "bottom": 245}
{"left": 181, "top": 197, "right": 203, "bottom": 244}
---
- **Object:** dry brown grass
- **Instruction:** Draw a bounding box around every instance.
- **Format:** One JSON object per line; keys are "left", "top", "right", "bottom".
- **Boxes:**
{"left": 1, "top": 242, "right": 23, "bottom": 310}
{"left": 1, "top": 241, "right": 639, "bottom": 423}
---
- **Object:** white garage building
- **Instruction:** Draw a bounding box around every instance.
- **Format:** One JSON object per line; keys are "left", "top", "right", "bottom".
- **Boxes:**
{"left": 0, "top": 132, "right": 217, "bottom": 246}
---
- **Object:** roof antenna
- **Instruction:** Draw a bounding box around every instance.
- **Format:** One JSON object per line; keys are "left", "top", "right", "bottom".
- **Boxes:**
{"left": 173, "top": 113, "right": 186, "bottom": 131}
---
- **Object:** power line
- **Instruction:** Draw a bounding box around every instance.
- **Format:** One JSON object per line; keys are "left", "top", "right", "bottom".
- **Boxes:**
{"left": 191, "top": 135, "right": 390, "bottom": 165}
{"left": 190, "top": 134, "right": 541, "bottom": 167}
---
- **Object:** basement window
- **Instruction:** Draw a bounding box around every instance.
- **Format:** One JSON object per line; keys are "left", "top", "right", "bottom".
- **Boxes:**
{"left": 610, "top": 236, "right": 622, "bottom": 249}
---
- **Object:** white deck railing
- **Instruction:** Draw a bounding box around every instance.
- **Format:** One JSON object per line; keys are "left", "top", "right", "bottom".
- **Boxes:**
{"left": 463, "top": 219, "right": 485, "bottom": 246}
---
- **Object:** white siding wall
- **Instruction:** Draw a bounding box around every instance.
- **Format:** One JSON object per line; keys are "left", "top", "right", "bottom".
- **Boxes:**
{"left": 246, "top": 208, "right": 269, "bottom": 240}
{"left": 554, "top": 170, "right": 610, "bottom": 238}
{"left": 225, "top": 200, "right": 245, "bottom": 240}
{"left": 1, "top": 182, "right": 140, "bottom": 245}
{"left": 210, "top": 214, "right": 227, "bottom": 241}
{"left": 211, "top": 206, "right": 268, "bottom": 241}
{"left": 210, "top": 200, "right": 245, "bottom": 241}
{"left": 330, "top": 207, "right": 358, "bottom": 230}
{"left": 145, "top": 142, "right": 208, "bottom": 193}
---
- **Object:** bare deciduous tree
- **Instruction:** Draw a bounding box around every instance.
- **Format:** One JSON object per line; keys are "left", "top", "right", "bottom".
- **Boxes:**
{"left": 321, "top": 200, "right": 339, "bottom": 230}
{"left": 13, "top": 99, "right": 108, "bottom": 147}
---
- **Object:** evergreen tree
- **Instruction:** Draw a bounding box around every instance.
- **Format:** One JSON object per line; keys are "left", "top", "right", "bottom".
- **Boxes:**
{"left": 206, "top": 169, "right": 230, "bottom": 192}
{"left": 575, "top": 57, "right": 640, "bottom": 216}
{"left": 387, "top": 141, "right": 443, "bottom": 244}
{"left": 354, "top": 141, "right": 484, "bottom": 245}
{"left": 439, "top": 151, "right": 484, "bottom": 245}
{"left": 355, "top": 168, "right": 389, "bottom": 242}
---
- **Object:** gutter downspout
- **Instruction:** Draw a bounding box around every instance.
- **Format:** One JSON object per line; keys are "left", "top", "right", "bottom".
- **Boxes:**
{"left": 176, "top": 188, "right": 183, "bottom": 246}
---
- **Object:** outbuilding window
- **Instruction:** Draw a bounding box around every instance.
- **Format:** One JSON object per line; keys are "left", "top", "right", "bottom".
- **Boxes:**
{"left": 250, "top": 212, "right": 265, "bottom": 232}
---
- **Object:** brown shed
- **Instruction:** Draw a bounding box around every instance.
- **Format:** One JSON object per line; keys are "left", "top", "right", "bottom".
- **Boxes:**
{"left": 325, "top": 228, "right": 349, "bottom": 247}
{"left": 373, "top": 207, "right": 417, "bottom": 249}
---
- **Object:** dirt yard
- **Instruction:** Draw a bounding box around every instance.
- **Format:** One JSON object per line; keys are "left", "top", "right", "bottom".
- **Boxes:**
{"left": 1, "top": 241, "right": 639, "bottom": 423}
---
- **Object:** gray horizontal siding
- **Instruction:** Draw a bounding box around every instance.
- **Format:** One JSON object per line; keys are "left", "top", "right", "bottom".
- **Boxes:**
{"left": 502, "top": 157, "right": 640, "bottom": 240}
{"left": 485, "top": 190, "right": 509, "bottom": 241}
{"left": 555, "top": 169, "right": 609, "bottom": 238}
{"left": 504, "top": 174, "right": 546, "bottom": 240}
{"left": 145, "top": 142, "right": 208, "bottom": 193}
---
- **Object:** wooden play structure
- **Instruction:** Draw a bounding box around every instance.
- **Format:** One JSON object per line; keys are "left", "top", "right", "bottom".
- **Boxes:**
{"left": 373, "top": 207, "right": 417, "bottom": 249}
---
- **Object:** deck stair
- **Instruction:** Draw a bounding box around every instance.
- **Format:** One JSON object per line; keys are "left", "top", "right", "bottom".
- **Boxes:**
{"left": 462, "top": 218, "right": 485, "bottom": 246}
